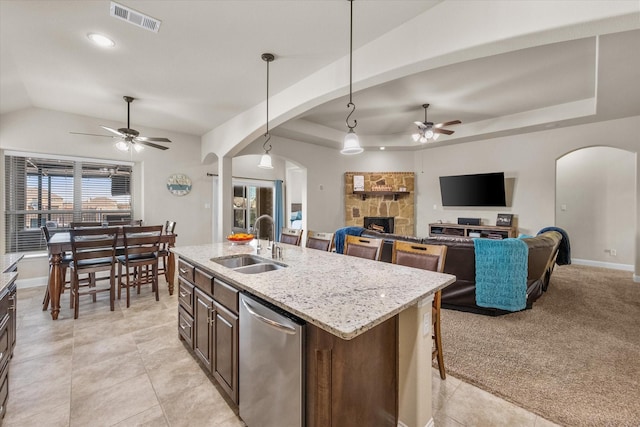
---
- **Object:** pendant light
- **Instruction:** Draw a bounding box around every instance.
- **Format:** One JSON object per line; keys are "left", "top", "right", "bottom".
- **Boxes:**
{"left": 258, "top": 53, "right": 275, "bottom": 169}
{"left": 341, "top": 0, "right": 363, "bottom": 155}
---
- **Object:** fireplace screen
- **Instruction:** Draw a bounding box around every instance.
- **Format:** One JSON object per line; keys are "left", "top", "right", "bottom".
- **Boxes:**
{"left": 364, "top": 217, "right": 395, "bottom": 234}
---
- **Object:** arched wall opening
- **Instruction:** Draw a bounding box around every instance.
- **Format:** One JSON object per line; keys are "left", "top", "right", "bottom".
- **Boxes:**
{"left": 556, "top": 146, "right": 636, "bottom": 270}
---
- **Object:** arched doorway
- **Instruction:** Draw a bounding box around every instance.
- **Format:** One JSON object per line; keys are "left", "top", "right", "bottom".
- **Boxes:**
{"left": 556, "top": 146, "right": 636, "bottom": 270}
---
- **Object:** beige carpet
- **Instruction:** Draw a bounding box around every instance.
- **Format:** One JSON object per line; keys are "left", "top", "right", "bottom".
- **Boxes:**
{"left": 440, "top": 264, "right": 640, "bottom": 427}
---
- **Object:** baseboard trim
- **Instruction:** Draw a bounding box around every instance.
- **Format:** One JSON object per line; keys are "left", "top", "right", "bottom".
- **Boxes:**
{"left": 16, "top": 276, "right": 47, "bottom": 289}
{"left": 571, "top": 259, "right": 634, "bottom": 272}
{"left": 398, "top": 418, "right": 434, "bottom": 427}
{"left": 634, "top": 274, "right": 640, "bottom": 283}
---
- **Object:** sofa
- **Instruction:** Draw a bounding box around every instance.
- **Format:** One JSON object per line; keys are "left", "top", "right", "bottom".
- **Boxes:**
{"left": 360, "top": 229, "right": 562, "bottom": 315}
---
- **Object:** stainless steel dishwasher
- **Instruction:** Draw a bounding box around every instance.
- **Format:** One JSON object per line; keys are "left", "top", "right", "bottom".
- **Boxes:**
{"left": 239, "top": 292, "right": 305, "bottom": 427}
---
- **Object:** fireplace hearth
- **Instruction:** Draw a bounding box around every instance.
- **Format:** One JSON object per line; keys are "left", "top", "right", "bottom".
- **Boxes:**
{"left": 364, "top": 217, "right": 395, "bottom": 234}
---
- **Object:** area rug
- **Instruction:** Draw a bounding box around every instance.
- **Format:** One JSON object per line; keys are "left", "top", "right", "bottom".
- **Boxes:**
{"left": 440, "top": 264, "right": 640, "bottom": 426}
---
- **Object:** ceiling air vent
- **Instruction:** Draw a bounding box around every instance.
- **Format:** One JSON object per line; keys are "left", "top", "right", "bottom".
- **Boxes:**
{"left": 110, "top": 1, "right": 161, "bottom": 33}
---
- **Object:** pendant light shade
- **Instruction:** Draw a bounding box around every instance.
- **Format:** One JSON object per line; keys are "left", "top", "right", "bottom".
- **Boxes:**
{"left": 258, "top": 53, "right": 275, "bottom": 169}
{"left": 341, "top": 128, "right": 363, "bottom": 155}
{"left": 258, "top": 152, "right": 273, "bottom": 169}
{"left": 341, "top": 0, "right": 363, "bottom": 155}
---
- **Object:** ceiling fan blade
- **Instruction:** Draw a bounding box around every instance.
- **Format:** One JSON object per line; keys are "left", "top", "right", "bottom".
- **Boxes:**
{"left": 70, "top": 132, "right": 116, "bottom": 138}
{"left": 100, "top": 126, "right": 125, "bottom": 136}
{"left": 135, "top": 136, "right": 172, "bottom": 143}
{"left": 137, "top": 141, "right": 169, "bottom": 150}
{"left": 433, "top": 128, "right": 454, "bottom": 135}
{"left": 435, "top": 120, "right": 462, "bottom": 128}
{"left": 414, "top": 121, "right": 427, "bottom": 128}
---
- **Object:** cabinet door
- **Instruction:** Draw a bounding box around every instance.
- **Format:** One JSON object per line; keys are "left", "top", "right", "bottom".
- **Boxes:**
{"left": 212, "top": 302, "right": 238, "bottom": 403}
{"left": 193, "top": 288, "right": 213, "bottom": 370}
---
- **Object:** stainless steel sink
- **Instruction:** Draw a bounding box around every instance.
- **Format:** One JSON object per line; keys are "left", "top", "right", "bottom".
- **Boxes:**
{"left": 211, "top": 254, "right": 265, "bottom": 268}
{"left": 211, "top": 254, "right": 287, "bottom": 274}
{"left": 234, "top": 262, "right": 286, "bottom": 274}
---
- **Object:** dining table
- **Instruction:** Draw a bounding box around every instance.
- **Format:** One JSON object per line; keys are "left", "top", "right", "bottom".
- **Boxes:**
{"left": 45, "top": 230, "right": 177, "bottom": 320}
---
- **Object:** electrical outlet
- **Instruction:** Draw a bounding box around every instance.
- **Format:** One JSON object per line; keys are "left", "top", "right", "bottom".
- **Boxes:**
{"left": 611, "top": 249, "right": 617, "bottom": 256}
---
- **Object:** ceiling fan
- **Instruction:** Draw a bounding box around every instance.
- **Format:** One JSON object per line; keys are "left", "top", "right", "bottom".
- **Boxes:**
{"left": 70, "top": 96, "right": 171, "bottom": 151}
{"left": 412, "top": 103, "right": 461, "bottom": 143}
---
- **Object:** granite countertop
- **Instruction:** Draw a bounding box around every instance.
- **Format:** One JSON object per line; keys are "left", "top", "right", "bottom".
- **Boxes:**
{"left": 1, "top": 253, "right": 24, "bottom": 274}
{"left": 1, "top": 272, "right": 18, "bottom": 294}
{"left": 172, "top": 241, "right": 455, "bottom": 340}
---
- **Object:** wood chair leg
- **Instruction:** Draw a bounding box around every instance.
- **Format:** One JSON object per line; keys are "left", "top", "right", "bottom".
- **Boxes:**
{"left": 42, "top": 286, "right": 50, "bottom": 311}
{"left": 73, "top": 277, "right": 80, "bottom": 319}
{"left": 433, "top": 307, "right": 446, "bottom": 380}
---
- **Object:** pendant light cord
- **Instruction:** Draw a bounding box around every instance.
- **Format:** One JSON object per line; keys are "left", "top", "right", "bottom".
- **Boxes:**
{"left": 346, "top": 0, "right": 357, "bottom": 130}
{"left": 262, "top": 54, "right": 273, "bottom": 153}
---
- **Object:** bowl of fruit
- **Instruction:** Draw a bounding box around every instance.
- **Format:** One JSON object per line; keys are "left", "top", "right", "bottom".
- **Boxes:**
{"left": 226, "top": 233, "right": 254, "bottom": 245}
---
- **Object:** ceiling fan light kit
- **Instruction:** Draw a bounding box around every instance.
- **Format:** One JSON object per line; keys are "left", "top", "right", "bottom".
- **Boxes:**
{"left": 341, "top": 0, "right": 363, "bottom": 155}
{"left": 258, "top": 53, "right": 275, "bottom": 169}
{"left": 412, "top": 103, "right": 459, "bottom": 144}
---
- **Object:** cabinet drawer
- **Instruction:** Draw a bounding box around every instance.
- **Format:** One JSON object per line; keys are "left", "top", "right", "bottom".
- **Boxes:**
{"left": 178, "top": 306, "right": 194, "bottom": 349}
{"left": 178, "top": 259, "right": 194, "bottom": 283}
{"left": 195, "top": 268, "right": 214, "bottom": 297}
{"left": 178, "top": 278, "right": 194, "bottom": 315}
{"left": 213, "top": 278, "right": 238, "bottom": 314}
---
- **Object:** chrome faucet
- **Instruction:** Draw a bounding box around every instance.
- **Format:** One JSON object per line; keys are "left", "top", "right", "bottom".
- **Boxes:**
{"left": 253, "top": 214, "right": 275, "bottom": 254}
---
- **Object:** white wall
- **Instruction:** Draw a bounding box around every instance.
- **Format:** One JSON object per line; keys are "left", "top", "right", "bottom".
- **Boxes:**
{"left": 557, "top": 146, "right": 635, "bottom": 266}
{"left": 0, "top": 107, "right": 212, "bottom": 281}
{"left": 237, "top": 116, "right": 639, "bottom": 274}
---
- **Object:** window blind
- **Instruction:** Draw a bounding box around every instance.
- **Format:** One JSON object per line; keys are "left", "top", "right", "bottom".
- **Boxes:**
{"left": 4, "top": 154, "right": 133, "bottom": 253}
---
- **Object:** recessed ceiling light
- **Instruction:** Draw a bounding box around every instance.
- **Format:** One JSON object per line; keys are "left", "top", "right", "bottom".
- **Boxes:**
{"left": 379, "top": 147, "right": 385, "bottom": 150}
{"left": 87, "top": 33, "right": 115, "bottom": 48}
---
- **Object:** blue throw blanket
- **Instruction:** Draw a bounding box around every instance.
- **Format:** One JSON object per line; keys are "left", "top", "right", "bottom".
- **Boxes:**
{"left": 538, "top": 226, "right": 571, "bottom": 265}
{"left": 334, "top": 226, "right": 365, "bottom": 254}
{"left": 474, "top": 238, "right": 528, "bottom": 311}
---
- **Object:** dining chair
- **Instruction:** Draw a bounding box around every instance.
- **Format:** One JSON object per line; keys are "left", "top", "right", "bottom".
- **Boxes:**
{"left": 343, "top": 235, "right": 383, "bottom": 261}
{"left": 107, "top": 219, "right": 143, "bottom": 226}
{"left": 70, "top": 221, "right": 102, "bottom": 228}
{"left": 305, "top": 230, "right": 334, "bottom": 252}
{"left": 280, "top": 227, "right": 303, "bottom": 246}
{"left": 69, "top": 227, "right": 119, "bottom": 319}
{"left": 157, "top": 220, "right": 176, "bottom": 281}
{"left": 117, "top": 225, "right": 163, "bottom": 308}
{"left": 391, "top": 240, "right": 448, "bottom": 379}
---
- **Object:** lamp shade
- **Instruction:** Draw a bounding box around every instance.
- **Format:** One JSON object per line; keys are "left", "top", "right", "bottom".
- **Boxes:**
{"left": 258, "top": 153, "right": 273, "bottom": 169}
{"left": 341, "top": 129, "right": 363, "bottom": 155}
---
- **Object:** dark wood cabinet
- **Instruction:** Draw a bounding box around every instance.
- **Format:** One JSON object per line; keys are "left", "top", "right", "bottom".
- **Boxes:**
{"left": 305, "top": 316, "right": 398, "bottom": 427}
{"left": 193, "top": 287, "right": 214, "bottom": 370}
{"left": 0, "top": 274, "right": 17, "bottom": 421}
{"left": 212, "top": 301, "right": 238, "bottom": 403}
{"left": 177, "top": 257, "right": 239, "bottom": 404}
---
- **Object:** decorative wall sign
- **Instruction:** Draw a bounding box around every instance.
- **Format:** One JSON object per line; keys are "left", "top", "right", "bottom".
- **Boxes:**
{"left": 166, "top": 173, "right": 192, "bottom": 196}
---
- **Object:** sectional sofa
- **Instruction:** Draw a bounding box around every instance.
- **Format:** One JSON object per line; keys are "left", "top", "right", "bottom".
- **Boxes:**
{"left": 360, "top": 229, "right": 563, "bottom": 315}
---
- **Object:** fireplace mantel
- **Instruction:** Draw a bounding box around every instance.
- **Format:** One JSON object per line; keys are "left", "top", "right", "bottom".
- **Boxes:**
{"left": 353, "top": 190, "right": 410, "bottom": 201}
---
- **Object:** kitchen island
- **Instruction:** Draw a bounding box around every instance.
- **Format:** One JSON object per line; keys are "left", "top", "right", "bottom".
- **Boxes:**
{"left": 172, "top": 241, "right": 455, "bottom": 427}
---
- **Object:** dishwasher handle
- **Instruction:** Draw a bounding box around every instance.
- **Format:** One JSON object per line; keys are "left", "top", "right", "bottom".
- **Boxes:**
{"left": 241, "top": 299, "right": 297, "bottom": 335}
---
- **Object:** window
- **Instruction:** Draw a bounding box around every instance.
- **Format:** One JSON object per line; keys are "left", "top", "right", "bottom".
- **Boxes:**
{"left": 4, "top": 153, "right": 133, "bottom": 253}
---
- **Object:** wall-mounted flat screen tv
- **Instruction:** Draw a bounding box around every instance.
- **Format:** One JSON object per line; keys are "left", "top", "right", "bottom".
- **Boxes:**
{"left": 439, "top": 172, "right": 506, "bottom": 206}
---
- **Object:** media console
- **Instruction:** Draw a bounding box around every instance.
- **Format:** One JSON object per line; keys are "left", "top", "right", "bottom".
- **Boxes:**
{"left": 429, "top": 223, "right": 517, "bottom": 239}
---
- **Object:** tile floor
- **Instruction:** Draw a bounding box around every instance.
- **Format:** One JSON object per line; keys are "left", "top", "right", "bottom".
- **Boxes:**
{"left": 6, "top": 281, "right": 559, "bottom": 427}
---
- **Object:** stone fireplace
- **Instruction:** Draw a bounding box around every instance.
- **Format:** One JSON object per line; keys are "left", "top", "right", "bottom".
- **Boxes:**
{"left": 345, "top": 172, "right": 415, "bottom": 236}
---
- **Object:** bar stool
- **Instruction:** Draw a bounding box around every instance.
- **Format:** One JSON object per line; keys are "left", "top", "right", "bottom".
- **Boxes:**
{"left": 343, "top": 235, "right": 383, "bottom": 260}
{"left": 305, "top": 231, "right": 334, "bottom": 252}
{"left": 280, "top": 227, "right": 303, "bottom": 246}
{"left": 392, "top": 240, "right": 448, "bottom": 379}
